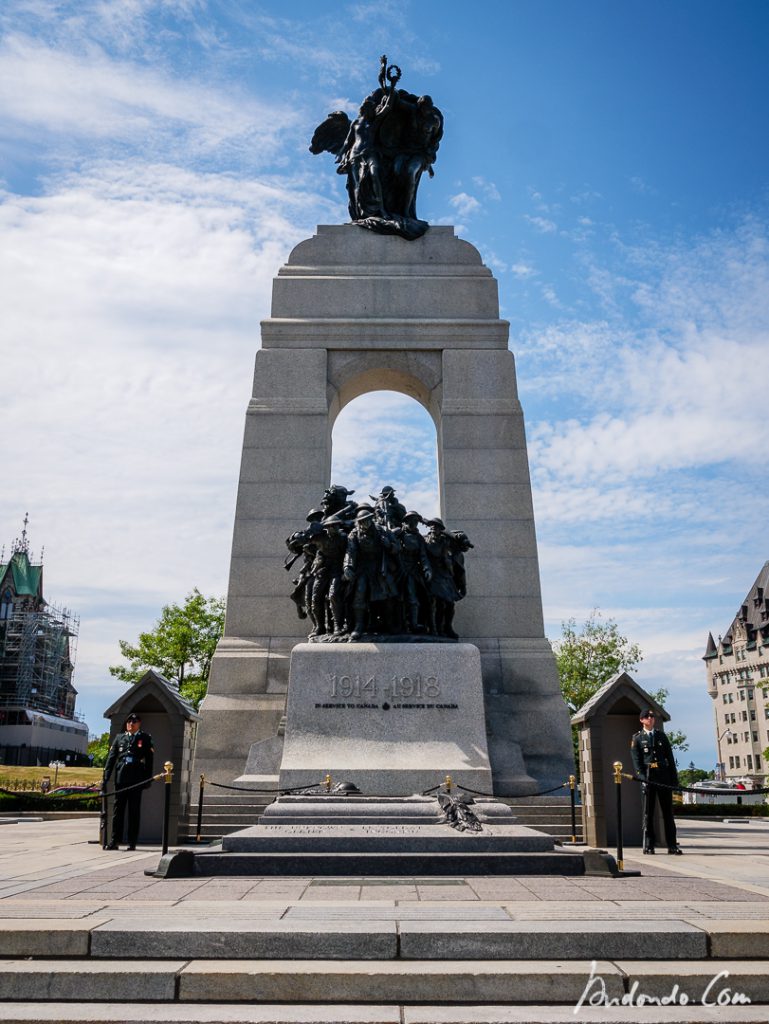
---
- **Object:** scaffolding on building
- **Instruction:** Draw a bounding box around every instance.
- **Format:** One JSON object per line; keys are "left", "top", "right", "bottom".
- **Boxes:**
{"left": 0, "top": 602, "right": 80, "bottom": 718}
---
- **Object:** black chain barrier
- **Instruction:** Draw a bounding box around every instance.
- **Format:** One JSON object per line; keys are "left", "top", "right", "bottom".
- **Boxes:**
{"left": 0, "top": 773, "right": 164, "bottom": 802}
{"left": 421, "top": 780, "right": 570, "bottom": 799}
{"left": 623, "top": 773, "right": 769, "bottom": 797}
{"left": 206, "top": 780, "right": 332, "bottom": 795}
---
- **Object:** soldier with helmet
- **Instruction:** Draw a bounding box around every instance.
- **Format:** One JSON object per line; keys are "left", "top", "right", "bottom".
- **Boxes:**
{"left": 343, "top": 508, "right": 398, "bottom": 639}
{"left": 393, "top": 511, "right": 432, "bottom": 633}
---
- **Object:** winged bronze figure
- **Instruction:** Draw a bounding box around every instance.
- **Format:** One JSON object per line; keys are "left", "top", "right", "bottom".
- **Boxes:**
{"left": 310, "top": 56, "right": 443, "bottom": 241}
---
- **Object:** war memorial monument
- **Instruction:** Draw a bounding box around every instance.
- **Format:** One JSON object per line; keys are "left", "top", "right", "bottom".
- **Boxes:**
{"left": 189, "top": 59, "right": 576, "bottom": 859}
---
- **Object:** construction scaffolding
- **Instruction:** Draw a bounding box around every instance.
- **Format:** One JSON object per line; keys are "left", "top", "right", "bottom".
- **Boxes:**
{"left": 0, "top": 602, "right": 79, "bottom": 718}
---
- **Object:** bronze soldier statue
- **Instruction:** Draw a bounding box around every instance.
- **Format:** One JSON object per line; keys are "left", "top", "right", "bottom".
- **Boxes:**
{"left": 284, "top": 485, "right": 472, "bottom": 642}
{"left": 424, "top": 517, "right": 462, "bottom": 639}
{"left": 393, "top": 511, "right": 432, "bottom": 633}
{"left": 309, "top": 515, "right": 350, "bottom": 638}
{"left": 343, "top": 508, "right": 399, "bottom": 639}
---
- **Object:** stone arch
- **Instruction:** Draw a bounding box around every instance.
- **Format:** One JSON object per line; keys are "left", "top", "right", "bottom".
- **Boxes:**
{"left": 194, "top": 225, "right": 574, "bottom": 795}
{"left": 327, "top": 350, "right": 442, "bottom": 430}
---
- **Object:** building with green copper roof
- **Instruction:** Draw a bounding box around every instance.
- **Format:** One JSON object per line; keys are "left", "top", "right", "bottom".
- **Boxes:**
{"left": 0, "top": 518, "right": 87, "bottom": 766}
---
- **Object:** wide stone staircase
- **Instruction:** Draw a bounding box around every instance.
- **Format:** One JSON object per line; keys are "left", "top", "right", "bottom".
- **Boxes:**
{"left": 1, "top": 902, "right": 768, "bottom": 1022}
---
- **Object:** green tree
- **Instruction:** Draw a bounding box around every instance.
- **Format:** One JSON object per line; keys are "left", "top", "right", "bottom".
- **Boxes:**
{"left": 88, "top": 732, "right": 111, "bottom": 767}
{"left": 553, "top": 610, "right": 643, "bottom": 715}
{"left": 647, "top": 686, "right": 689, "bottom": 753}
{"left": 553, "top": 610, "right": 688, "bottom": 758}
{"left": 678, "top": 762, "right": 713, "bottom": 788}
{"left": 109, "top": 589, "right": 225, "bottom": 708}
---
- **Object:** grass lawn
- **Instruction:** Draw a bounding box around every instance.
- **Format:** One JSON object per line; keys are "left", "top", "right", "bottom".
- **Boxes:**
{"left": 0, "top": 765, "right": 103, "bottom": 790}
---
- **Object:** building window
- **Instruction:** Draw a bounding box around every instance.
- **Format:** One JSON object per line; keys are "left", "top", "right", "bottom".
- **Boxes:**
{"left": 747, "top": 755, "right": 753, "bottom": 769}
{"left": 757, "top": 755, "right": 762, "bottom": 771}
{"left": 748, "top": 689, "right": 754, "bottom": 699}
{"left": 753, "top": 732, "right": 759, "bottom": 743}
{"left": 740, "top": 690, "right": 746, "bottom": 701}
{"left": 735, "top": 756, "right": 741, "bottom": 768}
{"left": 742, "top": 711, "right": 748, "bottom": 721}
{"left": 751, "top": 710, "right": 757, "bottom": 721}
{"left": 0, "top": 589, "right": 12, "bottom": 621}
{"left": 729, "top": 756, "right": 735, "bottom": 768}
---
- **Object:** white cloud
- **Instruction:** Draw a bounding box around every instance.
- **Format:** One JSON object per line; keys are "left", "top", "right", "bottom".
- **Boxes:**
{"left": 510, "top": 262, "right": 536, "bottom": 278}
{"left": 449, "top": 191, "right": 481, "bottom": 218}
{"left": 524, "top": 214, "right": 557, "bottom": 233}
{"left": 472, "top": 176, "right": 501, "bottom": 201}
{"left": 0, "top": 32, "right": 294, "bottom": 163}
{"left": 0, "top": 158, "right": 334, "bottom": 728}
{"left": 330, "top": 392, "right": 440, "bottom": 520}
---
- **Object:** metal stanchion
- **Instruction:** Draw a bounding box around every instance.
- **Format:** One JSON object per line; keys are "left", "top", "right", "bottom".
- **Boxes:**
{"left": 444, "top": 774, "right": 453, "bottom": 792}
{"left": 324, "top": 773, "right": 332, "bottom": 792}
{"left": 161, "top": 761, "right": 173, "bottom": 856}
{"left": 613, "top": 761, "right": 624, "bottom": 871}
{"left": 100, "top": 787, "right": 108, "bottom": 849}
{"left": 569, "top": 774, "right": 577, "bottom": 843}
{"left": 195, "top": 773, "right": 205, "bottom": 843}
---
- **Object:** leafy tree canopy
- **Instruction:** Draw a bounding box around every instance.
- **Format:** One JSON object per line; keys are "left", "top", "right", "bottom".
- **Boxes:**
{"left": 553, "top": 610, "right": 688, "bottom": 752}
{"left": 553, "top": 610, "right": 643, "bottom": 715}
{"left": 678, "top": 763, "right": 713, "bottom": 788}
{"left": 109, "top": 589, "right": 225, "bottom": 708}
{"left": 87, "top": 732, "right": 111, "bottom": 767}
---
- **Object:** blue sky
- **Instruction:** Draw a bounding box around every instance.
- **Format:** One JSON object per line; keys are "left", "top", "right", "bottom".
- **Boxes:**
{"left": 2, "top": 0, "right": 768, "bottom": 771}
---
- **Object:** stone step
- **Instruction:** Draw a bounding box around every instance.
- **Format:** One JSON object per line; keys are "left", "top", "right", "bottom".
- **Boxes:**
{"left": 0, "top": 917, "right": 711, "bottom": 961}
{"left": 159, "top": 849, "right": 593, "bottom": 878}
{"left": 5, "top": 914, "right": 766, "bottom": 961}
{"left": 1, "top": 959, "right": 768, "bottom": 1005}
{"left": 0, "top": 999, "right": 766, "bottom": 1023}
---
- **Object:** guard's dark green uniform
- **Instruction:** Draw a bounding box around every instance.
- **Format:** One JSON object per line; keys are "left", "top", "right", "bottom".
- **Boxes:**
{"left": 630, "top": 727, "right": 678, "bottom": 852}
{"left": 103, "top": 729, "right": 154, "bottom": 848}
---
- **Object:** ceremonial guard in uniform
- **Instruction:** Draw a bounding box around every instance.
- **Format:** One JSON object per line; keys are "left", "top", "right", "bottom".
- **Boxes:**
{"left": 103, "top": 712, "right": 155, "bottom": 850}
{"left": 630, "top": 709, "right": 682, "bottom": 855}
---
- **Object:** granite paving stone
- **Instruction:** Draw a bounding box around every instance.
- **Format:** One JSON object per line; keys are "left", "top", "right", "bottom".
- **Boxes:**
{"left": 177, "top": 959, "right": 623, "bottom": 1004}
{"left": 703, "top": 920, "right": 769, "bottom": 957}
{"left": 0, "top": 960, "right": 187, "bottom": 1002}
{"left": 398, "top": 920, "right": 709, "bottom": 960}
{"left": 404, "top": 1008, "right": 769, "bottom": 1023}
{"left": 90, "top": 919, "right": 398, "bottom": 959}
{"left": 0, "top": 920, "right": 96, "bottom": 956}
{"left": 613, "top": 959, "right": 769, "bottom": 1004}
{"left": 0, "top": 1005, "right": 402, "bottom": 1023}
{"left": 283, "top": 905, "right": 511, "bottom": 920}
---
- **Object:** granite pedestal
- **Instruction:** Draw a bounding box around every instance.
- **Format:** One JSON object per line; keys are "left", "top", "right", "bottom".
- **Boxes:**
{"left": 273, "top": 643, "right": 495, "bottom": 797}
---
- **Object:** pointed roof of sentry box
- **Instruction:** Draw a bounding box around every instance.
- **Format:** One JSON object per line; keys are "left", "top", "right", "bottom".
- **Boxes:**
{"left": 103, "top": 668, "right": 199, "bottom": 721}
{"left": 571, "top": 671, "right": 670, "bottom": 726}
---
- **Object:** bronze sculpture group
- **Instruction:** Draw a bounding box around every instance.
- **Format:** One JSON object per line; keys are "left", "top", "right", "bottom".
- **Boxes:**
{"left": 310, "top": 56, "right": 443, "bottom": 241}
{"left": 285, "top": 485, "right": 473, "bottom": 642}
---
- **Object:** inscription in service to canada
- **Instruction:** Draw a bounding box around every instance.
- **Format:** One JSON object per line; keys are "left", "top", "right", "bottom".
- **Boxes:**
{"left": 314, "top": 674, "right": 459, "bottom": 711}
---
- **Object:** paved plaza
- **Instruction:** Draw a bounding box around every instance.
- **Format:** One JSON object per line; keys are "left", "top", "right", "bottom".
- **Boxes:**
{"left": 0, "top": 816, "right": 768, "bottom": 1022}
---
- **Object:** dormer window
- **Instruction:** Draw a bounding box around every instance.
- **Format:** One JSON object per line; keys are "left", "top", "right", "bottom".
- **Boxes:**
{"left": 0, "top": 589, "right": 13, "bottom": 621}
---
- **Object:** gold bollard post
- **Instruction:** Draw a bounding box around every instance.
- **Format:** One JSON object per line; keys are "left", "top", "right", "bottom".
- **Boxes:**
{"left": 161, "top": 761, "right": 174, "bottom": 856}
{"left": 195, "top": 773, "right": 206, "bottom": 843}
{"left": 613, "top": 761, "right": 624, "bottom": 871}
{"left": 569, "top": 774, "right": 577, "bottom": 843}
{"left": 444, "top": 775, "right": 453, "bottom": 792}
{"left": 324, "top": 773, "right": 332, "bottom": 793}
